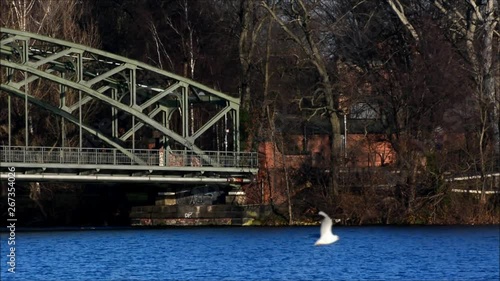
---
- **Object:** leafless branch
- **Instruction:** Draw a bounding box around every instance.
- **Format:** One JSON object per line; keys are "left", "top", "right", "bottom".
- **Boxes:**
{"left": 387, "top": 0, "right": 420, "bottom": 42}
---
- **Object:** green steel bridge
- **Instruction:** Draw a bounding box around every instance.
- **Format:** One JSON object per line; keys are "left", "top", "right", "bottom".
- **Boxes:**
{"left": 0, "top": 28, "right": 258, "bottom": 185}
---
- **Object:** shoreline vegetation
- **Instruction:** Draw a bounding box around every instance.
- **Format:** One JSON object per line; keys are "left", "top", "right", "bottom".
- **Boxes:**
{"left": 0, "top": 184, "right": 498, "bottom": 228}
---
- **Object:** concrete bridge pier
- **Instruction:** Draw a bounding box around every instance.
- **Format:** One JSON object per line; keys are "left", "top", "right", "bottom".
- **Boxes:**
{"left": 130, "top": 185, "right": 270, "bottom": 226}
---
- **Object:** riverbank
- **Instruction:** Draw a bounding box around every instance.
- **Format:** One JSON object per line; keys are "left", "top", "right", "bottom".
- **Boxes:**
{"left": 0, "top": 183, "right": 498, "bottom": 228}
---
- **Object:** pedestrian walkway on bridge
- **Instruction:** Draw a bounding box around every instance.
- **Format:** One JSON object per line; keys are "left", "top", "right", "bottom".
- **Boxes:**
{"left": 0, "top": 28, "right": 258, "bottom": 184}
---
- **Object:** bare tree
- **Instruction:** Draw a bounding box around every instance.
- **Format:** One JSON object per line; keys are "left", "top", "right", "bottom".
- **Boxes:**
{"left": 148, "top": 19, "right": 175, "bottom": 71}
{"left": 237, "top": 0, "right": 269, "bottom": 152}
{"left": 7, "top": 0, "right": 35, "bottom": 31}
{"left": 160, "top": 0, "right": 200, "bottom": 79}
{"left": 2, "top": 0, "right": 100, "bottom": 46}
{"left": 433, "top": 1, "right": 498, "bottom": 158}
{"left": 239, "top": 0, "right": 268, "bottom": 112}
{"left": 387, "top": 0, "right": 420, "bottom": 42}
{"left": 262, "top": 0, "right": 343, "bottom": 196}
{"left": 387, "top": 0, "right": 499, "bottom": 202}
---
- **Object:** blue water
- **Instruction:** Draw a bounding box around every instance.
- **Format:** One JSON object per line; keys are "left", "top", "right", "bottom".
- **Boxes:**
{"left": 1, "top": 226, "right": 499, "bottom": 280}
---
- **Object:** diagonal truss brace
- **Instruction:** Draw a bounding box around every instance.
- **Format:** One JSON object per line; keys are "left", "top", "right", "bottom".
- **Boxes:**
{"left": 1, "top": 60, "right": 220, "bottom": 167}
{"left": 0, "top": 83, "right": 146, "bottom": 165}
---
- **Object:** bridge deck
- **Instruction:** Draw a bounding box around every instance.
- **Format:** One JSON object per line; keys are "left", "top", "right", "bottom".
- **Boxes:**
{"left": 0, "top": 146, "right": 258, "bottom": 184}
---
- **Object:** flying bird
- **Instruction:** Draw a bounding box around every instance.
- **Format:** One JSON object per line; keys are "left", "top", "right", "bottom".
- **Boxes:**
{"left": 315, "top": 211, "right": 339, "bottom": 246}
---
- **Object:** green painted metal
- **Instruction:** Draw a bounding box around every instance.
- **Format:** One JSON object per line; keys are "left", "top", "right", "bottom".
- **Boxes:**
{"left": 1, "top": 59, "right": 211, "bottom": 159}
{"left": 0, "top": 146, "right": 259, "bottom": 184}
{"left": 187, "top": 105, "right": 233, "bottom": 143}
{"left": 0, "top": 28, "right": 243, "bottom": 167}
{"left": 139, "top": 82, "right": 184, "bottom": 110}
{"left": 0, "top": 84, "right": 147, "bottom": 165}
{"left": 0, "top": 28, "right": 240, "bottom": 104}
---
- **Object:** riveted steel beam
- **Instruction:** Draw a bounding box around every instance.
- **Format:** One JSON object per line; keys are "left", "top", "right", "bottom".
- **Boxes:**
{"left": 0, "top": 83, "right": 146, "bottom": 165}
{"left": 0, "top": 27, "right": 248, "bottom": 171}
{"left": 1, "top": 60, "right": 219, "bottom": 166}
{"left": 1, "top": 27, "right": 240, "bottom": 104}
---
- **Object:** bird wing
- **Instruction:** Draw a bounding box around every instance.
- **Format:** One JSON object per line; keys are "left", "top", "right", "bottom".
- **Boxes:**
{"left": 319, "top": 211, "right": 333, "bottom": 237}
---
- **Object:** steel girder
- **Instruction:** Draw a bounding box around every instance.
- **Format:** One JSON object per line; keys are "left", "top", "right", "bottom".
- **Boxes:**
{"left": 0, "top": 28, "right": 241, "bottom": 166}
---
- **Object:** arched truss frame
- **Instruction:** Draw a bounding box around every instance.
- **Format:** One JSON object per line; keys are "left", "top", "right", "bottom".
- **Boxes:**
{"left": 0, "top": 28, "right": 241, "bottom": 166}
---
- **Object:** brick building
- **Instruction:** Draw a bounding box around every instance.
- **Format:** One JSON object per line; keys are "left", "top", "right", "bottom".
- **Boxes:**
{"left": 253, "top": 110, "right": 396, "bottom": 204}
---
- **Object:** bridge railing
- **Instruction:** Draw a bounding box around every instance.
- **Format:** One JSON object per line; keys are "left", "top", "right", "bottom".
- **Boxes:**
{"left": 0, "top": 146, "right": 258, "bottom": 168}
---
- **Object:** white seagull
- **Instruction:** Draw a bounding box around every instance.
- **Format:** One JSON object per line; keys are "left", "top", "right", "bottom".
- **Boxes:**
{"left": 315, "top": 211, "right": 339, "bottom": 246}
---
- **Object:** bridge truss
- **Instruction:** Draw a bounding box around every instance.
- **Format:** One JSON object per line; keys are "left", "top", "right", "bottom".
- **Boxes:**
{"left": 0, "top": 28, "right": 257, "bottom": 183}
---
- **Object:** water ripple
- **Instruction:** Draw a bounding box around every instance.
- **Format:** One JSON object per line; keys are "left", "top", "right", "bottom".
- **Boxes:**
{"left": 1, "top": 226, "right": 498, "bottom": 281}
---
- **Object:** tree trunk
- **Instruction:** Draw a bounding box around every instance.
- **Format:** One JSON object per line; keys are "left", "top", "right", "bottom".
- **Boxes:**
{"left": 329, "top": 105, "right": 342, "bottom": 196}
{"left": 481, "top": 0, "right": 499, "bottom": 157}
{"left": 280, "top": 134, "right": 293, "bottom": 225}
{"left": 262, "top": 0, "right": 343, "bottom": 195}
{"left": 238, "top": 0, "right": 261, "bottom": 112}
{"left": 239, "top": 0, "right": 267, "bottom": 151}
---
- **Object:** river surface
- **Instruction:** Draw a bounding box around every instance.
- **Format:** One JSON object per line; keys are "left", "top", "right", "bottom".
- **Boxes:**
{"left": 1, "top": 225, "right": 499, "bottom": 280}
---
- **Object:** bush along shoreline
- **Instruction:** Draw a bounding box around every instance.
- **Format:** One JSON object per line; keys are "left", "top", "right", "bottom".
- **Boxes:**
{"left": 0, "top": 183, "right": 498, "bottom": 228}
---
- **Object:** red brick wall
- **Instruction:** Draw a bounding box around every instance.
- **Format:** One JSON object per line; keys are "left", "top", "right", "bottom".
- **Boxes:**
{"left": 255, "top": 134, "right": 396, "bottom": 204}
{"left": 347, "top": 134, "right": 395, "bottom": 167}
